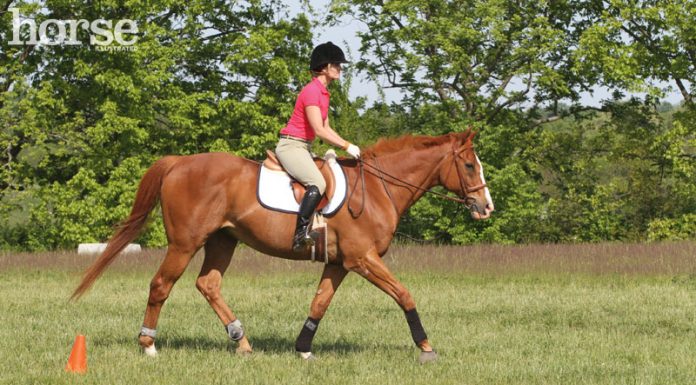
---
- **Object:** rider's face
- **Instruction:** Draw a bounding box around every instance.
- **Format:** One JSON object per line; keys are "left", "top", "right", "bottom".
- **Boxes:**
{"left": 326, "top": 63, "right": 342, "bottom": 80}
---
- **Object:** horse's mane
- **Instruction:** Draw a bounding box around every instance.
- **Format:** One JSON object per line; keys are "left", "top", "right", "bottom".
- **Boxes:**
{"left": 363, "top": 133, "right": 466, "bottom": 158}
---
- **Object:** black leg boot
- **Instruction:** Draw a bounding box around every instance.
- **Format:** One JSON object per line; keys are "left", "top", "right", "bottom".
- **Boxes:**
{"left": 292, "top": 185, "right": 323, "bottom": 252}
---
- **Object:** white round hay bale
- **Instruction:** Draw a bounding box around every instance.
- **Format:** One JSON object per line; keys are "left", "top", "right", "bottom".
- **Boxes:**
{"left": 77, "top": 243, "right": 142, "bottom": 255}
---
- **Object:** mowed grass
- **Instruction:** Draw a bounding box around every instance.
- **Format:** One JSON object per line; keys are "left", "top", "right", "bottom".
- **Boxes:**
{"left": 2, "top": 243, "right": 696, "bottom": 385}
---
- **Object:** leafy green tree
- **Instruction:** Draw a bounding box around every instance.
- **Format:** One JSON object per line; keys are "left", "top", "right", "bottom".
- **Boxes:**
{"left": 0, "top": 0, "right": 313, "bottom": 250}
{"left": 529, "top": 98, "right": 695, "bottom": 242}
{"left": 329, "top": 0, "right": 587, "bottom": 125}
{"left": 574, "top": 0, "right": 696, "bottom": 107}
{"left": 1, "top": 0, "right": 694, "bottom": 250}
{"left": 329, "top": 0, "right": 695, "bottom": 244}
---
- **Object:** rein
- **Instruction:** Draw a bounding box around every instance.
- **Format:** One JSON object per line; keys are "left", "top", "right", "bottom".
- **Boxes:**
{"left": 347, "top": 156, "right": 398, "bottom": 218}
{"left": 362, "top": 160, "right": 470, "bottom": 204}
{"left": 347, "top": 144, "right": 487, "bottom": 217}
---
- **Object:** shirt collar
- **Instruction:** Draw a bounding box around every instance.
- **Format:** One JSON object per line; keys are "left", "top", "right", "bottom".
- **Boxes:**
{"left": 312, "top": 77, "right": 330, "bottom": 95}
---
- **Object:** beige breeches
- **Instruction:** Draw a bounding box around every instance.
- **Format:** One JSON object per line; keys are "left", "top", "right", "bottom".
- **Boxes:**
{"left": 275, "top": 138, "right": 326, "bottom": 194}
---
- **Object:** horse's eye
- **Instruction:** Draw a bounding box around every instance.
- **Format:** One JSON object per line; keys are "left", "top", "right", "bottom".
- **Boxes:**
{"left": 465, "top": 163, "right": 475, "bottom": 171}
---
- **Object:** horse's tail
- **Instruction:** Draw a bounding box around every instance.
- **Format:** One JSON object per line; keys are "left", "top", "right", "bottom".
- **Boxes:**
{"left": 71, "top": 156, "right": 178, "bottom": 300}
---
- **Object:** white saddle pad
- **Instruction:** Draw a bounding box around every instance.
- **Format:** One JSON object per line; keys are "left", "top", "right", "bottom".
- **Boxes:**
{"left": 257, "top": 151, "right": 347, "bottom": 216}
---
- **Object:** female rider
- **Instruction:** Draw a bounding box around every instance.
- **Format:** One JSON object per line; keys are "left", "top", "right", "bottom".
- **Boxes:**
{"left": 276, "top": 42, "right": 361, "bottom": 252}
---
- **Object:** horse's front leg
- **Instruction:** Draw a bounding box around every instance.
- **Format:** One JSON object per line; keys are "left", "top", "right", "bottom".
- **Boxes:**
{"left": 345, "top": 248, "right": 437, "bottom": 364}
{"left": 295, "top": 263, "right": 348, "bottom": 360}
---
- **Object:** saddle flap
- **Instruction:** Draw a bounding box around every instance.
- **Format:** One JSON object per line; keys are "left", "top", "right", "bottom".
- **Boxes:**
{"left": 291, "top": 160, "right": 335, "bottom": 210}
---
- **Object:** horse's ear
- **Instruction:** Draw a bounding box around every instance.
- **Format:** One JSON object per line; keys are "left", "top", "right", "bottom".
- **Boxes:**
{"left": 460, "top": 127, "right": 476, "bottom": 144}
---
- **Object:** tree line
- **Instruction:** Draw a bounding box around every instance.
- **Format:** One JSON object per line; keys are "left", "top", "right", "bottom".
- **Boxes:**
{"left": 0, "top": 0, "right": 694, "bottom": 250}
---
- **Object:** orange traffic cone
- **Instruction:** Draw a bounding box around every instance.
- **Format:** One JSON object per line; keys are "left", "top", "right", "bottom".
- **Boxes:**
{"left": 65, "top": 335, "right": 87, "bottom": 374}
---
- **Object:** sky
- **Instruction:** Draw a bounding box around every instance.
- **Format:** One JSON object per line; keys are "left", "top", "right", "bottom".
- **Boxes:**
{"left": 289, "top": 0, "right": 685, "bottom": 108}
{"left": 288, "top": 0, "right": 406, "bottom": 105}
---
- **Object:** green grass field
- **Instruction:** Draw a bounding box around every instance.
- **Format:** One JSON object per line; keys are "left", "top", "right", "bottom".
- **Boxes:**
{"left": 2, "top": 243, "right": 696, "bottom": 385}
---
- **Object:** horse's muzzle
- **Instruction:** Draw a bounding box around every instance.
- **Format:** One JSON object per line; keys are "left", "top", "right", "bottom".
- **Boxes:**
{"left": 470, "top": 202, "right": 494, "bottom": 220}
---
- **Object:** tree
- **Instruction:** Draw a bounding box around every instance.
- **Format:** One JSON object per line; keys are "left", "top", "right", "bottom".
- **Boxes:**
{"left": 1, "top": 0, "right": 694, "bottom": 250}
{"left": 329, "top": 0, "right": 695, "bottom": 244}
{"left": 0, "top": 0, "right": 314, "bottom": 250}
{"left": 574, "top": 0, "right": 696, "bottom": 107}
{"left": 329, "top": 0, "right": 593, "bottom": 126}
{"left": 528, "top": 98, "right": 695, "bottom": 242}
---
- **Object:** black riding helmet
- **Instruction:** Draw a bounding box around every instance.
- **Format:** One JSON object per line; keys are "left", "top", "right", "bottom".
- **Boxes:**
{"left": 310, "top": 42, "right": 349, "bottom": 71}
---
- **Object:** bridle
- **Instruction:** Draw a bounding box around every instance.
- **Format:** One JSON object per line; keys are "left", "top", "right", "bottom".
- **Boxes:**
{"left": 347, "top": 141, "right": 487, "bottom": 217}
{"left": 452, "top": 145, "right": 488, "bottom": 195}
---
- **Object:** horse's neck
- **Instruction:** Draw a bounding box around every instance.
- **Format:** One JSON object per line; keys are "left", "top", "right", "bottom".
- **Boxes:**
{"left": 368, "top": 145, "right": 445, "bottom": 217}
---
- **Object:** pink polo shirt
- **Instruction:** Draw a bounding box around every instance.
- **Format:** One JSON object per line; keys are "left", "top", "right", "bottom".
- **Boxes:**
{"left": 280, "top": 77, "right": 330, "bottom": 141}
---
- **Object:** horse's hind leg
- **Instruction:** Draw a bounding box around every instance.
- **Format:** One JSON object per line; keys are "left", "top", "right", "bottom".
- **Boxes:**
{"left": 195, "top": 230, "right": 253, "bottom": 354}
{"left": 138, "top": 244, "right": 197, "bottom": 356}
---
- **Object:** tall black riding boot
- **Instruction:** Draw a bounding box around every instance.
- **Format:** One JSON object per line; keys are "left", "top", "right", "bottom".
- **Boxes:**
{"left": 292, "top": 185, "right": 323, "bottom": 252}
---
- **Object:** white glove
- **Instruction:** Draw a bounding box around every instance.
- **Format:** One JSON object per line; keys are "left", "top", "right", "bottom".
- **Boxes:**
{"left": 345, "top": 143, "right": 361, "bottom": 159}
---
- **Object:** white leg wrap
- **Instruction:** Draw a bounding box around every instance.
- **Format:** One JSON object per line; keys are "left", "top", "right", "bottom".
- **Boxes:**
{"left": 139, "top": 326, "right": 158, "bottom": 357}
{"left": 139, "top": 326, "right": 157, "bottom": 339}
{"left": 226, "top": 319, "right": 244, "bottom": 341}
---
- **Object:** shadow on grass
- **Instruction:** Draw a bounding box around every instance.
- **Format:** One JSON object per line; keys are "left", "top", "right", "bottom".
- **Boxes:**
{"left": 248, "top": 335, "right": 374, "bottom": 355}
{"left": 91, "top": 334, "right": 227, "bottom": 352}
{"left": 94, "top": 333, "right": 381, "bottom": 356}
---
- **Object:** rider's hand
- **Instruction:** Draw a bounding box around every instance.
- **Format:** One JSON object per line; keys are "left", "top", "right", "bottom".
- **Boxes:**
{"left": 345, "top": 143, "right": 361, "bottom": 159}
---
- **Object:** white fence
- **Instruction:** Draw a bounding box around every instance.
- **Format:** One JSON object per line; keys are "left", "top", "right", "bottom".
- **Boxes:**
{"left": 77, "top": 243, "right": 141, "bottom": 255}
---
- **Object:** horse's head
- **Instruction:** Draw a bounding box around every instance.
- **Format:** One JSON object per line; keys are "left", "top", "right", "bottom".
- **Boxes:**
{"left": 438, "top": 131, "right": 494, "bottom": 220}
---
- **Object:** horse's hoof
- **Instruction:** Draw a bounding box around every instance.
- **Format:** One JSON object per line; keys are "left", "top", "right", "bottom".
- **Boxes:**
{"left": 235, "top": 346, "right": 253, "bottom": 356}
{"left": 298, "top": 351, "right": 316, "bottom": 361}
{"left": 143, "top": 344, "right": 158, "bottom": 357}
{"left": 418, "top": 350, "right": 437, "bottom": 364}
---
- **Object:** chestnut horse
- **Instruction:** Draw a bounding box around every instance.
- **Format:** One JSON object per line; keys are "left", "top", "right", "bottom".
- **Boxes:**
{"left": 72, "top": 131, "right": 493, "bottom": 363}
